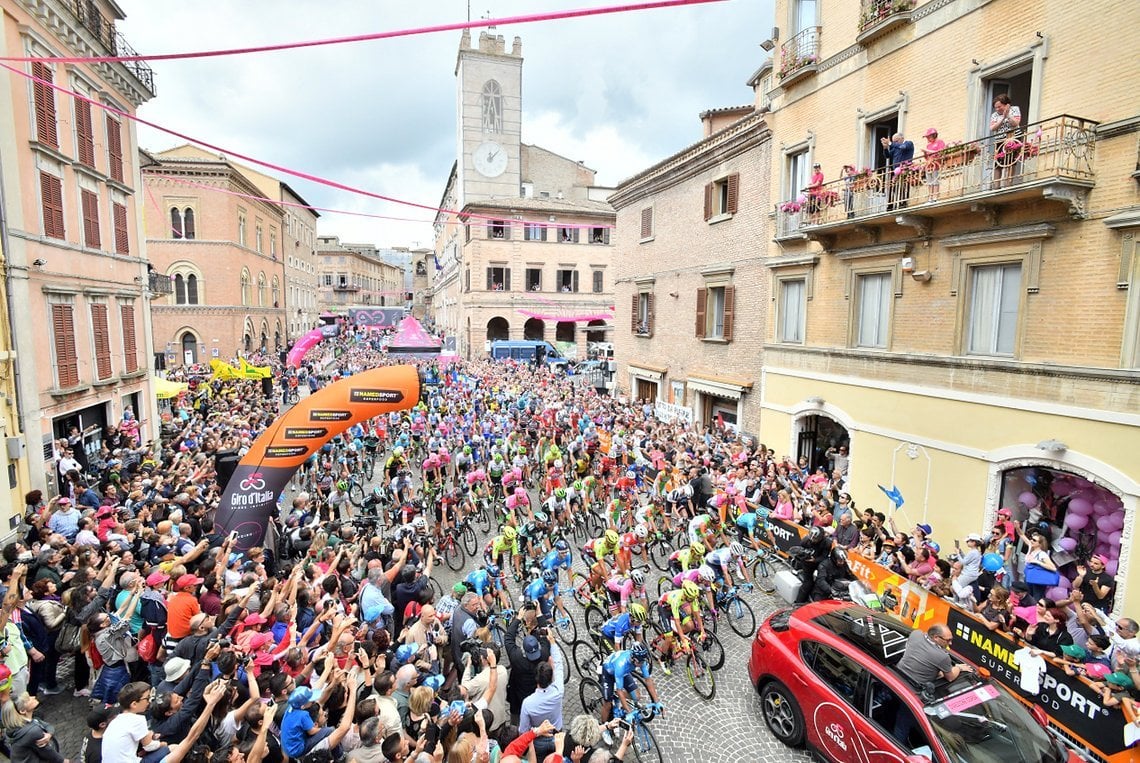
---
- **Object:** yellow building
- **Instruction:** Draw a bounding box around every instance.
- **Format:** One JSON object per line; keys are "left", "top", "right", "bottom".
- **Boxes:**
{"left": 761, "top": 0, "right": 1139, "bottom": 615}
{"left": 316, "top": 236, "right": 406, "bottom": 308}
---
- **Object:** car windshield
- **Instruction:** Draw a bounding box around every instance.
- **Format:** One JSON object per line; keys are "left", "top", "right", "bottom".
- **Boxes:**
{"left": 924, "top": 683, "right": 1064, "bottom": 763}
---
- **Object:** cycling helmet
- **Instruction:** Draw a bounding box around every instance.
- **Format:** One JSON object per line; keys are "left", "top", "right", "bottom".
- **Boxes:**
{"left": 372, "top": 486, "right": 383, "bottom": 497}
{"left": 395, "top": 644, "right": 417, "bottom": 665}
{"left": 604, "top": 529, "right": 620, "bottom": 547}
{"left": 634, "top": 525, "right": 648, "bottom": 540}
{"left": 629, "top": 603, "right": 648, "bottom": 625}
{"left": 626, "top": 470, "right": 636, "bottom": 479}
{"left": 336, "top": 480, "right": 349, "bottom": 491}
{"left": 393, "top": 446, "right": 404, "bottom": 457}
{"left": 514, "top": 487, "right": 528, "bottom": 498}
{"left": 630, "top": 570, "right": 645, "bottom": 588}
{"left": 729, "top": 542, "right": 745, "bottom": 558}
{"left": 486, "top": 565, "right": 501, "bottom": 578}
{"left": 554, "top": 487, "right": 567, "bottom": 499}
{"left": 493, "top": 452, "right": 504, "bottom": 461}
{"left": 630, "top": 641, "right": 650, "bottom": 661}
{"left": 533, "top": 512, "right": 549, "bottom": 524}
{"left": 832, "top": 548, "right": 848, "bottom": 565}
{"left": 807, "top": 526, "right": 824, "bottom": 544}
{"left": 681, "top": 581, "right": 701, "bottom": 601}
{"left": 697, "top": 565, "right": 716, "bottom": 582}
{"left": 541, "top": 569, "right": 558, "bottom": 584}
{"left": 412, "top": 516, "right": 426, "bottom": 530}
{"left": 554, "top": 539, "right": 570, "bottom": 552}
{"left": 926, "top": 540, "right": 941, "bottom": 555}
{"left": 501, "top": 525, "right": 518, "bottom": 541}
{"left": 981, "top": 552, "right": 1004, "bottom": 573}
{"left": 689, "top": 543, "right": 705, "bottom": 559}
{"left": 553, "top": 459, "right": 563, "bottom": 468}
{"left": 463, "top": 445, "right": 472, "bottom": 454}
{"left": 622, "top": 532, "right": 637, "bottom": 549}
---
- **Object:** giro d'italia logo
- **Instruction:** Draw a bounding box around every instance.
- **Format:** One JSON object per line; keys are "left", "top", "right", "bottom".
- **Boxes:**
{"left": 239, "top": 473, "right": 266, "bottom": 491}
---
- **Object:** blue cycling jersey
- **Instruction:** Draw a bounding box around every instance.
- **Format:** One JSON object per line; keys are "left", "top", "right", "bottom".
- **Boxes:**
{"left": 541, "top": 549, "right": 573, "bottom": 571}
{"left": 736, "top": 513, "right": 759, "bottom": 533}
{"left": 600, "top": 612, "right": 636, "bottom": 642}
{"left": 523, "top": 578, "right": 551, "bottom": 603}
{"left": 602, "top": 650, "right": 648, "bottom": 686}
{"left": 465, "top": 569, "right": 491, "bottom": 596}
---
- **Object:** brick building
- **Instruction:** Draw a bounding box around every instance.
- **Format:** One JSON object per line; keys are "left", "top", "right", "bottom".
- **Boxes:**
{"left": 316, "top": 236, "right": 406, "bottom": 308}
{"left": 610, "top": 110, "right": 772, "bottom": 431}
{"left": 142, "top": 146, "right": 289, "bottom": 363}
{"left": 429, "top": 31, "right": 615, "bottom": 359}
{"left": 760, "top": 0, "right": 1140, "bottom": 614}
{"left": 0, "top": 0, "right": 157, "bottom": 498}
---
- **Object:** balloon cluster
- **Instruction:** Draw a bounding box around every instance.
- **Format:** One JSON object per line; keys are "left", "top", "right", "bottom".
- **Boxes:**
{"left": 1018, "top": 474, "right": 1123, "bottom": 601}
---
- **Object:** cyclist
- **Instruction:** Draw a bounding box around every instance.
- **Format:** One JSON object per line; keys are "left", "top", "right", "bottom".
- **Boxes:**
{"left": 598, "top": 602, "right": 648, "bottom": 652}
{"left": 583, "top": 529, "right": 621, "bottom": 574}
{"left": 605, "top": 568, "right": 647, "bottom": 613}
{"left": 667, "top": 542, "right": 707, "bottom": 578}
{"left": 705, "top": 541, "right": 750, "bottom": 588}
{"left": 599, "top": 642, "right": 662, "bottom": 722}
{"left": 327, "top": 480, "right": 352, "bottom": 521}
{"left": 540, "top": 539, "right": 574, "bottom": 588}
{"left": 656, "top": 581, "right": 706, "bottom": 675}
{"left": 385, "top": 446, "right": 408, "bottom": 481}
{"left": 483, "top": 524, "right": 521, "bottom": 579}
{"left": 522, "top": 569, "right": 560, "bottom": 620}
{"left": 464, "top": 565, "right": 510, "bottom": 612}
{"left": 421, "top": 452, "right": 443, "bottom": 491}
{"left": 505, "top": 487, "right": 530, "bottom": 518}
{"left": 688, "top": 507, "right": 721, "bottom": 551}
{"left": 487, "top": 452, "right": 508, "bottom": 499}
{"left": 544, "top": 487, "right": 571, "bottom": 526}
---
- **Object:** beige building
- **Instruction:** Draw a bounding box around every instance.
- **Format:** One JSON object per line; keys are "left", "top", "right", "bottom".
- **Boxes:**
{"left": 430, "top": 31, "right": 615, "bottom": 359}
{"left": 142, "top": 146, "right": 289, "bottom": 362}
{"left": 0, "top": 0, "right": 157, "bottom": 498}
{"left": 610, "top": 109, "right": 772, "bottom": 430}
{"left": 409, "top": 247, "right": 432, "bottom": 322}
{"left": 316, "top": 236, "right": 405, "bottom": 308}
{"left": 760, "top": 0, "right": 1140, "bottom": 616}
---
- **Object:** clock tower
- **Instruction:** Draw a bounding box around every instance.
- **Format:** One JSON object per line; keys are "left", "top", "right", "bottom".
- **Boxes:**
{"left": 455, "top": 29, "right": 523, "bottom": 208}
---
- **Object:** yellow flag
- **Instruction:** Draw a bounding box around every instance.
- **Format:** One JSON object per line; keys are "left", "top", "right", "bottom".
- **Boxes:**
{"left": 239, "top": 358, "right": 272, "bottom": 379}
{"left": 210, "top": 359, "right": 240, "bottom": 380}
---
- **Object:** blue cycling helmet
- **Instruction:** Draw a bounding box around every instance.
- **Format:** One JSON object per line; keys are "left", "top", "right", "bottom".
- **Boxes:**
{"left": 981, "top": 552, "right": 1004, "bottom": 572}
{"left": 630, "top": 641, "right": 650, "bottom": 661}
{"left": 542, "top": 569, "right": 558, "bottom": 584}
{"left": 555, "top": 539, "right": 570, "bottom": 552}
{"left": 486, "top": 564, "right": 501, "bottom": 578}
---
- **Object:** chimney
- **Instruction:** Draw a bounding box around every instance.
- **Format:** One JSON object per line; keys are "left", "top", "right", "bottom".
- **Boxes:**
{"left": 512, "top": 36, "right": 522, "bottom": 56}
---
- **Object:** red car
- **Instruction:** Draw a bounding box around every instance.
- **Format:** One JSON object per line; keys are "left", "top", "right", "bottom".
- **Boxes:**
{"left": 748, "top": 601, "right": 1081, "bottom": 763}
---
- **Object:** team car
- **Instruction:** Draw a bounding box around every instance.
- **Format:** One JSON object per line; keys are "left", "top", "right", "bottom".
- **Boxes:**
{"left": 748, "top": 601, "right": 1081, "bottom": 763}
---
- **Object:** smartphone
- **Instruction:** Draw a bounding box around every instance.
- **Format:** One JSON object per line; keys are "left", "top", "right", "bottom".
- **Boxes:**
{"left": 448, "top": 700, "right": 467, "bottom": 717}
{"left": 618, "top": 718, "right": 632, "bottom": 730}
{"left": 229, "top": 530, "right": 238, "bottom": 541}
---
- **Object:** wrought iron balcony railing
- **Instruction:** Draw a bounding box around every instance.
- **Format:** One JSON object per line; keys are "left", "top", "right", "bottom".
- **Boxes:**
{"left": 67, "top": 0, "right": 156, "bottom": 96}
{"left": 148, "top": 272, "right": 173, "bottom": 294}
{"left": 859, "top": 0, "right": 916, "bottom": 33}
{"left": 778, "top": 27, "right": 821, "bottom": 84}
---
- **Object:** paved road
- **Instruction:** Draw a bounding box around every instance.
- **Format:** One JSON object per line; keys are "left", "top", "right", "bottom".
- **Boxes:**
{"left": 35, "top": 480, "right": 812, "bottom": 763}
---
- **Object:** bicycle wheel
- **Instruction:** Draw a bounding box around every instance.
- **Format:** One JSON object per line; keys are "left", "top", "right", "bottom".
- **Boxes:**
{"left": 363, "top": 456, "right": 375, "bottom": 482}
{"left": 570, "top": 573, "right": 593, "bottom": 608}
{"left": 648, "top": 540, "right": 672, "bottom": 572}
{"left": 584, "top": 511, "right": 604, "bottom": 537}
{"left": 462, "top": 524, "right": 479, "bottom": 557}
{"left": 656, "top": 576, "right": 673, "bottom": 599}
{"left": 632, "top": 721, "right": 664, "bottom": 763}
{"left": 701, "top": 631, "right": 726, "bottom": 671}
{"left": 750, "top": 556, "right": 777, "bottom": 594}
{"left": 490, "top": 623, "right": 508, "bottom": 651}
{"left": 554, "top": 605, "right": 578, "bottom": 645}
{"left": 427, "top": 576, "right": 444, "bottom": 602}
{"left": 348, "top": 483, "right": 365, "bottom": 507}
{"left": 443, "top": 535, "right": 465, "bottom": 572}
{"left": 572, "top": 640, "right": 601, "bottom": 678}
{"left": 579, "top": 677, "right": 604, "bottom": 716}
{"left": 477, "top": 504, "right": 493, "bottom": 534}
{"left": 727, "top": 595, "right": 756, "bottom": 638}
{"left": 584, "top": 604, "right": 607, "bottom": 635}
{"left": 686, "top": 649, "right": 716, "bottom": 700}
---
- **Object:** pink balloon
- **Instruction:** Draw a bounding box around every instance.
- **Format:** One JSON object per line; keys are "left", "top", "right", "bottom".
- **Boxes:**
{"left": 1106, "top": 561, "right": 1119, "bottom": 576}
{"left": 1057, "top": 537, "right": 1078, "bottom": 552}
{"left": 1018, "top": 491, "right": 1040, "bottom": 509}
{"left": 1067, "top": 498, "right": 1093, "bottom": 516}
{"left": 1109, "top": 512, "right": 1126, "bottom": 530}
{"left": 1051, "top": 480, "right": 1075, "bottom": 497}
{"left": 1109, "top": 530, "right": 1122, "bottom": 546}
{"left": 1058, "top": 577, "right": 1072, "bottom": 590}
{"left": 1063, "top": 512, "right": 1089, "bottom": 531}
{"left": 1092, "top": 501, "right": 1111, "bottom": 516}
{"left": 1097, "top": 516, "right": 1117, "bottom": 533}
{"left": 1046, "top": 587, "right": 1067, "bottom": 602}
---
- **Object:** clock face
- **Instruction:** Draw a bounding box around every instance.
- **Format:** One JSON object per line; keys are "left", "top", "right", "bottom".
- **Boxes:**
{"left": 473, "top": 141, "right": 508, "bottom": 178}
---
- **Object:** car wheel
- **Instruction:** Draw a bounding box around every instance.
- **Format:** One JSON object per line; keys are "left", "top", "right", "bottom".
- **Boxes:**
{"left": 759, "top": 680, "right": 805, "bottom": 748}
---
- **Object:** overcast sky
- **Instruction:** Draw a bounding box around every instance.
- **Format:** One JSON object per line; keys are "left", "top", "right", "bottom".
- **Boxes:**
{"left": 119, "top": 0, "right": 772, "bottom": 248}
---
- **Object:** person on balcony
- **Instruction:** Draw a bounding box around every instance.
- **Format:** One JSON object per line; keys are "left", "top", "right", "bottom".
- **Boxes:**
{"left": 990, "top": 94, "right": 1022, "bottom": 188}
{"left": 881, "top": 132, "right": 914, "bottom": 210}
{"left": 806, "top": 163, "right": 825, "bottom": 221}
{"left": 922, "top": 128, "right": 946, "bottom": 202}
{"left": 841, "top": 165, "right": 856, "bottom": 218}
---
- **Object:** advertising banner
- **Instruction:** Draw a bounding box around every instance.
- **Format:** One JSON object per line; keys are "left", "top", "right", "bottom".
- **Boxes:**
{"left": 213, "top": 365, "right": 421, "bottom": 548}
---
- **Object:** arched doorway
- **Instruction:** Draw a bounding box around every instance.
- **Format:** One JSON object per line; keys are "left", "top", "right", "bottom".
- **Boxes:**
{"left": 523, "top": 318, "right": 545, "bottom": 341}
{"left": 555, "top": 321, "right": 575, "bottom": 343}
{"left": 180, "top": 332, "right": 198, "bottom": 365}
{"left": 795, "top": 413, "right": 850, "bottom": 475}
{"left": 586, "top": 319, "right": 607, "bottom": 344}
{"left": 486, "top": 317, "right": 509, "bottom": 343}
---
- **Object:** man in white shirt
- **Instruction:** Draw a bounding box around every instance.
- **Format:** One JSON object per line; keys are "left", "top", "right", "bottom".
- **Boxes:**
{"left": 57, "top": 448, "right": 82, "bottom": 480}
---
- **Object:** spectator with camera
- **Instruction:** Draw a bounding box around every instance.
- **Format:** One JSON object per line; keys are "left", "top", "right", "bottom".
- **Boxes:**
{"left": 461, "top": 641, "right": 507, "bottom": 740}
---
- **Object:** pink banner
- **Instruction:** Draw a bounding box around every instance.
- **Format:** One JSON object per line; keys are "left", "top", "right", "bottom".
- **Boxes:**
{"left": 286, "top": 329, "right": 324, "bottom": 368}
{"left": 517, "top": 310, "right": 614, "bottom": 322}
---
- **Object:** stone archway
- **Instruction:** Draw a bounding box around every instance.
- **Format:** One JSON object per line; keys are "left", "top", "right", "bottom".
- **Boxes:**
{"left": 486, "top": 317, "right": 509, "bottom": 342}
{"left": 555, "top": 321, "right": 575, "bottom": 343}
{"left": 524, "top": 318, "right": 545, "bottom": 341}
{"left": 585, "top": 319, "right": 607, "bottom": 344}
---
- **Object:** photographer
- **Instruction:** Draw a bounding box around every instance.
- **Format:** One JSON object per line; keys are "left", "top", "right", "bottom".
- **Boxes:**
{"left": 504, "top": 603, "right": 550, "bottom": 723}
{"left": 460, "top": 641, "right": 507, "bottom": 740}
{"left": 519, "top": 627, "right": 565, "bottom": 759}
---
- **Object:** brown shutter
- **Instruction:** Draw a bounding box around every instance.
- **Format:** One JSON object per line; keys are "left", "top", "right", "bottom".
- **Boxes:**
{"left": 572, "top": 270, "right": 579, "bottom": 292}
{"left": 631, "top": 294, "right": 639, "bottom": 333}
{"left": 81, "top": 189, "right": 101, "bottom": 248}
{"left": 640, "top": 208, "right": 652, "bottom": 238}
{"left": 113, "top": 202, "right": 129, "bottom": 254}
{"left": 723, "top": 285, "right": 736, "bottom": 342}
{"left": 91, "top": 303, "right": 111, "bottom": 380}
{"left": 40, "top": 172, "right": 64, "bottom": 239}
{"left": 647, "top": 292, "right": 655, "bottom": 335}
{"left": 121, "top": 303, "right": 138, "bottom": 373}
{"left": 727, "top": 173, "right": 740, "bottom": 214}
{"left": 703, "top": 183, "right": 713, "bottom": 221}
{"left": 75, "top": 98, "right": 95, "bottom": 166}
{"left": 106, "top": 116, "right": 124, "bottom": 182}
{"left": 52, "top": 304, "right": 79, "bottom": 387}
{"left": 32, "top": 62, "right": 58, "bottom": 149}
{"left": 695, "top": 287, "right": 707, "bottom": 338}
{"left": 504, "top": 269, "right": 511, "bottom": 291}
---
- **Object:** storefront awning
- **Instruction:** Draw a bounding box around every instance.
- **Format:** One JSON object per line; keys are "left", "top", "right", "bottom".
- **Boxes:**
{"left": 687, "top": 371, "right": 754, "bottom": 400}
{"left": 628, "top": 362, "right": 667, "bottom": 381}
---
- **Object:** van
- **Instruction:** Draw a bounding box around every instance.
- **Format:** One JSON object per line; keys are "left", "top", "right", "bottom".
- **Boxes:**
{"left": 489, "top": 340, "right": 568, "bottom": 371}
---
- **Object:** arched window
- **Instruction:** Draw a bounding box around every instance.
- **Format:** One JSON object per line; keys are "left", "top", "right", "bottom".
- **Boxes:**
{"left": 170, "top": 207, "right": 183, "bottom": 239}
{"left": 272, "top": 276, "right": 280, "bottom": 308}
{"left": 240, "top": 269, "right": 250, "bottom": 306}
{"left": 180, "top": 331, "right": 198, "bottom": 364}
{"left": 183, "top": 208, "right": 195, "bottom": 239}
{"left": 186, "top": 274, "right": 199, "bottom": 304}
{"left": 257, "top": 272, "right": 266, "bottom": 306}
{"left": 481, "top": 80, "right": 503, "bottom": 133}
{"left": 173, "top": 273, "right": 186, "bottom": 303}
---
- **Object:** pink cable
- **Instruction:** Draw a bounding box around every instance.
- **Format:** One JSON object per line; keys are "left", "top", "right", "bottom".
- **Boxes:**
{"left": 0, "top": 62, "right": 612, "bottom": 228}
{"left": 0, "top": 0, "right": 725, "bottom": 64}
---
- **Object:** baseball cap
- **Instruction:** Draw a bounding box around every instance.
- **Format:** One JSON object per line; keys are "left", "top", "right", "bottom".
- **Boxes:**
{"left": 915, "top": 523, "right": 933, "bottom": 535}
{"left": 1092, "top": 554, "right": 1109, "bottom": 565}
{"left": 996, "top": 508, "right": 1012, "bottom": 518}
{"left": 145, "top": 571, "right": 170, "bottom": 587}
{"left": 86, "top": 705, "right": 118, "bottom": 730}
{"left": 362, "top": 605, "right": 384, "bottom": 623}
{"left": 923, "top": 127, "right": 939, "bottom": 137}
{"left": 247, "top": 632, "right": 274, "bottom": 651}
{"left": 964, "top": 533, "right": 984, "bottom": 544}
{"left": 1085, "top": 663, "right": 1111, "bottom": 679}
{"left": 288, "top": 686, "right": 313, "bottom": 708}
{"left": 452, "top": 583, "right": 467, "bottom": 596}
{"left": 58, "top": 497, "right": 71, "bottom": 506}
{"left": 522, "top": 636, "right": 542, "bottom": 661}
{"left": 175, "top": 574, "right": 204, "bottom": 590}
{"left": 152, "top": 545, "right": 175, "bottom": 559}
{"left": 422, "top": 674, "right": 445, "bottom": 692}
{"left": 1106, "top": 672, "right": 1135, "bottom": 689}
{"left": 244, "top": 613, "right": 268, "bottom": 626}
{"left": 1060, "top": 644, "right": 1088, "bottom": 659}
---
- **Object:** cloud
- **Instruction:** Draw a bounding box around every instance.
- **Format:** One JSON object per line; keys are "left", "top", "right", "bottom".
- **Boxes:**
{"left": 120, "top": 0, "right": 773, "bottom": 246}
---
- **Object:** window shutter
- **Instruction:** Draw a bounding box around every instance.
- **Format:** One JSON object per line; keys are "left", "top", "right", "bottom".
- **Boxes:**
{"left": 504, "top": 269, "right": 511, "bottom": 291}
{"left": 647, "top": 293, "right": 655, "bottom": 335}
{"left": 91, "top": 303, "right": 111, "bottom": 380}
{"left": 32, "top": 62, "right": 57, "bottom": 149}
{"left": 486, "top": 269, "right": 494, "bottom": 291}
{"left": 723, "top": 285, "right": 735, "bottom": 342}
{"left": 540, "top": 226, "right": 548, "bottom": 242}
{"left": 106, "top": 116, "right": 124, "bottom": 182}
{"left": 81, "top": 189, "right": 101, "bottom": 248}
{"left": 170, "top": 207, "right": 183, "bottom": 239}
{"left": 602, "top": 228, "right": 611, "bottom": 245}
{"left": 187, "top": 275, "right": 199, "bottom": 304}
{"left": 174, "top": 274, "right": 186, "bottom": 304}
{"left": 572, "top": 270, "right": 579, "bottom": 292}
{"left": 572, "top": 228, "right": 580, "bottom": 243}
{"left": 703, "top": 183, "right": 713, "bottom": 221}
{"left": 113, "top": 202, "right": 129, "bottom": 254}
{"left": 727, "top": 173, "right": 740, "bottom": 214}
{"left": 631, "top": 294, "right": 639, "bottom": 333}
{"left": 695, "top": 288, "right": 707, "bottom": 338}
{"left": 40, "top": 172, "right": 64, "bottom": 239}
{"left": 640, "top": 208, "right": 653, "bottom": 238}
{"left": 121, "top": 303, "right": 138, "bottom": 373}
{"left": 52, "top": 304, "right": 79, "bottom": 387}
{"left": 75, "top": 98, "right": 94, "bottom": 166}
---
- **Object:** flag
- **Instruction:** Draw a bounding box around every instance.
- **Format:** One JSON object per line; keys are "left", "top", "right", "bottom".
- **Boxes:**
{"left": 210, "top": 359, "right": 240, "bottom": 380}
{"left": 878, "top": 484, "right": 905, "bottom": 508}
{"left": 238, "top": 358, "right": 272, "bottom": 379}
{"left": 433, "top": 253, "right": 443, "bottom": 271}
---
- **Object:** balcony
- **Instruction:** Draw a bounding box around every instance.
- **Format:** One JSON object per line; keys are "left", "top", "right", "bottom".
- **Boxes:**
{"left": 857, "top": 0, "right": 915, "bottom": 45}
{"left": 773, "top": 115, "right": 1098, "bottom": 242}
{"left": 333, "top": 283, "right": 360, "bottom": 292}
{"left": 148, "top": 272, "right": 172, "bottom": 295}
{"left": 778, "top": 27, "right": 821, "bottom": 87}
{"left": 65, "top": 0, "right": 156, "bottom": 97}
